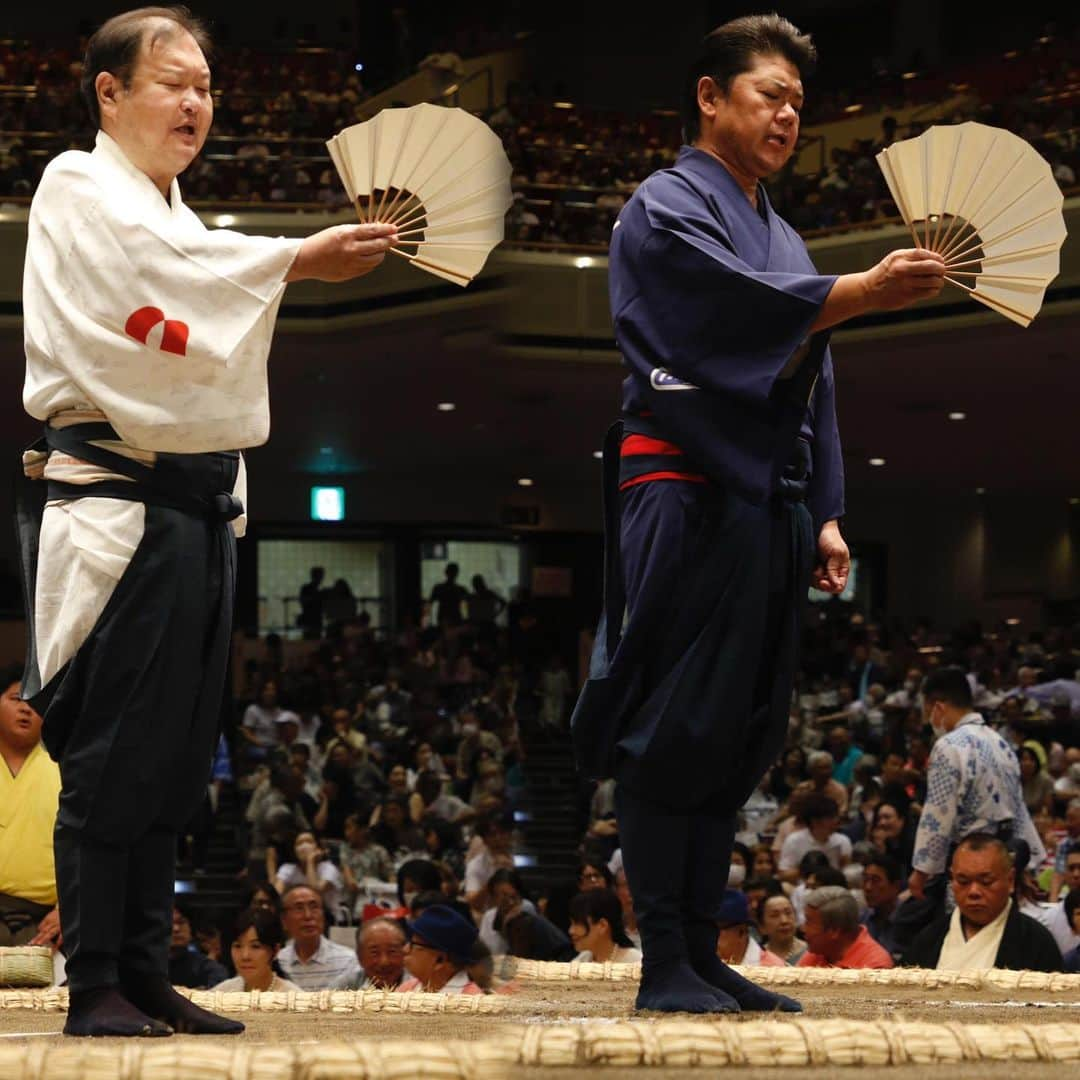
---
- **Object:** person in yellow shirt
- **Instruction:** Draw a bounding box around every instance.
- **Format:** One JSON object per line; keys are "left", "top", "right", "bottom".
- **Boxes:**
{"left": 0, "top": 664, "right": 61, "bottom": 946}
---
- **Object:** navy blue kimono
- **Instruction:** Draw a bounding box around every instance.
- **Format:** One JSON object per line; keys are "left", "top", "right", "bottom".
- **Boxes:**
{"left": 572, "top": 147, "right": 846, "bottom": 813}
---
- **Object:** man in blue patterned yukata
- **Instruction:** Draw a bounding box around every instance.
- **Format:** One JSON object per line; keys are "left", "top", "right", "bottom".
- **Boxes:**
{"left": 571, "top": 13, "right": 946, "bottom": 1015}
{"left": 908, "top": 667, "right": 1045, "bottom": 904}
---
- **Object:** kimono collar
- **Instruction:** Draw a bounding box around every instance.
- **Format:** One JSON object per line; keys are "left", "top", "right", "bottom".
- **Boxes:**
{"left": 675, "top": 145, "right": 771, "bottom": 218}
{"left": 956, "top": 713, "right": 985, "bottom": 730}
{"left": 92, "top": 130, "right": 185, "bottom": 217}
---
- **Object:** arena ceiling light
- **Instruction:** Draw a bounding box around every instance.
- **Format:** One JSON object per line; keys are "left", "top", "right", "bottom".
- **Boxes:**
{"left": 436, "top": 402, "right": 456, "bottom": 412}
{"left": 574, "top": 257, "right": 594, "bottom": 269}
{"left": 517, "top": 477, "right": 535, "bottom": 487}
{"left": 869, "top": 457, "right": 886, "bottom": 467}
{"left": 592, "top": 450, "right": 603, "bottom": 460}
{"left": 948, "top": 411, "right": 966, "bottom": 421}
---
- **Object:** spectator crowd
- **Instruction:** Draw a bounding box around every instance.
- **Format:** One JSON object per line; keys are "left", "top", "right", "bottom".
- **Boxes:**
{"left": 6, "top": 543, "right": 1080, "bottom": 995}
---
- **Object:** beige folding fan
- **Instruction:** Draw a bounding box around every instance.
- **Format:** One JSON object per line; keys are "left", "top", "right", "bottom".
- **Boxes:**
{"left": 876, "top": 122, "right": 1066, "bottom": 327}
{"left": 327, "top": 103, "right": 513, "bottom": 286}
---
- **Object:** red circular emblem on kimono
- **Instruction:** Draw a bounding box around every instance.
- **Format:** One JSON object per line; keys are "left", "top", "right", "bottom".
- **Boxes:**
{"left": 124, "top": 306, "right": 189, "bottom": 356}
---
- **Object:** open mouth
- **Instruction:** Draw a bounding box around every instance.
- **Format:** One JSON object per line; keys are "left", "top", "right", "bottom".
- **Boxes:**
{"left": 767, "top": 134, "right": 788, "bottom": 148}
{"left": 175, "top": 124, "right": 196, "bottom": 137}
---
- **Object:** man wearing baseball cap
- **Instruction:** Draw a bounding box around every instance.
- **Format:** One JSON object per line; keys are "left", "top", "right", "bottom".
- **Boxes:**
{"left": 398, "top": 905, "right": 483, "bottom": 994}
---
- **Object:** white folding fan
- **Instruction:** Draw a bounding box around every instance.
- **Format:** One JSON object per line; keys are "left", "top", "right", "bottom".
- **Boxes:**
{"left": 876, "top": 122, "right": 1066, "bottom": 327}
{"left": 327, "top": 103, "right": 513, "bottom": 286}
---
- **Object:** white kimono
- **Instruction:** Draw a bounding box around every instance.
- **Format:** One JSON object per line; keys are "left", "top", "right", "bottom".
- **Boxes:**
{"left": 22, "top": 131, "right": 302, "bottom": 685}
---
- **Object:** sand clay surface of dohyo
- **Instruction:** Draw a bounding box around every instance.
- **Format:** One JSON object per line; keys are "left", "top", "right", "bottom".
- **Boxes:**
{"left": 4, "top": 964, "right": 1080, "bottom": 1079}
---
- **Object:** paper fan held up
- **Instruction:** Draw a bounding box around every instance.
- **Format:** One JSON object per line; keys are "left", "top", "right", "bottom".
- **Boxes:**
{"left": 327, "top": 104, "right": 513, "bottom": 286}
{"left": 876, "top": 121, "right": 1066, "bottom": 327}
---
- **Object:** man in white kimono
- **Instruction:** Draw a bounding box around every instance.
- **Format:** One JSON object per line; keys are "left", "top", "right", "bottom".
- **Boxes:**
{"left": 17, "top": 7, "right": 396, "bottom": 1037}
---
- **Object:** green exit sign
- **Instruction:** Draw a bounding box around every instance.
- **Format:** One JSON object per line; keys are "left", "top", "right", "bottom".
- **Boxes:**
{"left": 310, "top": 486, "right": 345, "bottom": 521}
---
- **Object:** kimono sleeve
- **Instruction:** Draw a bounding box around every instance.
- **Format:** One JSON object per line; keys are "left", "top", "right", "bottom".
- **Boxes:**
{"left": 614, "top": 176, "right": 837, "bottom": 405}
{"left": 42, "top": 160, "right": 301, "bottom": 365}
{"left": 806, "top": 352, "right": 845, "bottom": 530}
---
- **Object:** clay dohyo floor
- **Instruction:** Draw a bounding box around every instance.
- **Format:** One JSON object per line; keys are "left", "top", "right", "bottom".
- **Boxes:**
{"left": 4, "top": 980, "right": 1080, "bottom": 1078}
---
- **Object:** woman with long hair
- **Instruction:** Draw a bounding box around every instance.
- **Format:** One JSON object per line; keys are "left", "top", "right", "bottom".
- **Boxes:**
{"left": 213, "top": 909, "right": 301, "bottom": 992}
{"left": 568, "top": 887, "right": 642, "bottom": 964}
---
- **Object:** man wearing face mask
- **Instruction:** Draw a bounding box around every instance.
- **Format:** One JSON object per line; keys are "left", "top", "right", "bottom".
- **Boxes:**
{"left": 908, "top": 668, "right": 1044, "bottom": 904}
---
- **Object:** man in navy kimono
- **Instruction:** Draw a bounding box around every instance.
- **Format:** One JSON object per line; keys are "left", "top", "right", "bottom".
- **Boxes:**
{"left": 572, "top": 14, "right": 945, "bottom": 1014}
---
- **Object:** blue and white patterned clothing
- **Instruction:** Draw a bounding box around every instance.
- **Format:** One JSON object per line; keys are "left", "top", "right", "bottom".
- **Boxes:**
{"left": 912, "top": 714, "right": 1045, "bottom": 877}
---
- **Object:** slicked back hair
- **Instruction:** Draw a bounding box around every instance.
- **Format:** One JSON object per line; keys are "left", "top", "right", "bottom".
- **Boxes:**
{"left": 682, "top": 13, "right": 816, "bottom": 142}
{"left": 81, "top": 6, "right": 212, "bottom": 128}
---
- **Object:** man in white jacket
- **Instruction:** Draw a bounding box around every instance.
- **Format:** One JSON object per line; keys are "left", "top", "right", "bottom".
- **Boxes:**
{"left": 18, "top": 6, "right": 395, "bottom": 1038}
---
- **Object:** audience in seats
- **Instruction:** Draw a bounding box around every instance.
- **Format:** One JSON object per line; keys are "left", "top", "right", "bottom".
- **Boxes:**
{"left": 0, "top": 666, "right": 60, "bottom": 949}
{"left": 568, "top": 888, "right": 642, "bottom": 965}
{"left": 902, "top": 835, "right": 1062, "bottom": 971}
{"left": 798, "top": 887, "right": 894, "bottom": 969}
{"left": 714, "top": 891, "right": 785, "bottom": 967}
{"left": 398, "top": 906, "right": 483, "bottom": 993}
{"left": 213, "top": 908, "right": 301, "bottom": 993}
{"left": 277, "top": 885, "right": 361, "bottom": 990}
{"left": 333, "top": 916, "right": 408, "bottom": 990}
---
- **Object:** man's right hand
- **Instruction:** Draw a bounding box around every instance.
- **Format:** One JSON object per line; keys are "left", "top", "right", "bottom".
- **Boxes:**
{"left": 286, "top": 223, "right": 398, "bottom": 283}
{"left": 863, "top": 248, "right": 946, "bottom": 311}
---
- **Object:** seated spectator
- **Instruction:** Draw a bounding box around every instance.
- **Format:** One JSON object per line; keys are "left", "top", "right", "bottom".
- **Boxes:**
{"left": 793, "top": 751, "right": 849, "bottom": 817}
{"left": 1049, "top": 799, "right": 1080, "bottom": 901}
{"left": 1062, "top": 892, "right": 1080, "bottom": 973}
{"left": 239, "top": 680, "right": 283, "bottom": 766}
{"left": 278, "top": 885, "right": 361, "bottom": 990}
{"left": 371, "top": 794, "right": 426, "bottom": 860}
{"left": 577, "top": 858, "right": 614, "bottom": 893}
{"left": 788, "top": 850, "right": 831, "bottom": 927}
{"left": 827, "top": 726, "right": 864, "bottom": 788}
{"left": 715, "top": 891, "right": 784, "bottom": 966}
{"left": 399, "top": 905, "right": 483, "bottom": 994}
{"left": 798, "top": 887, "right": 894, "bottom": 969}
{"left": 778, "top": 795, "right": 852, "bottom": 883}
{"left": 1020, "top": 743, "right": 1055, "bottom": 817}
{"left": 398, "top": 859, "right": 443, "bottom": 909}
{"left": 1024, "top": 845, "right": 1080, "bottom": 957}
{"left": 464, "top": 813, "right": 514, "bottom": 910}
{"left": 243, "top": 882, "right": 283, "bottom": 920}
{"left": 860, "top": 853, "right": 905, "bottom": 960}
{"left": 757, "top": 892, "right": 806, "bottom": 966}
{"left": 340, "top": 813, "right": 395, "bottom": 898}
{"left": 568, "top": 888, "right": 642, "bottom": 964}
{"left": 333, "top": 916, "right": 408, "bottom": 990}
{"left": 478, "top": 868, "right": 536, "bottom": 953}
{"left": 168, "top": 906, "right": 228, "bottom": 988}
{"left": 273, "top": 831, "right": 345, "bottom": 920}
{"left": 246, "top": 765, "right": 310, "bottom": 882}
{"left": 728, "top": 842, "right": 752, "bottom": 887}
{"left": 869, "top": 797, "right": 915, "bottom": 875}
{"left": 750, "top": 844, "right": 778, "bottom": 882}
{"left": 0, "top": 668, "right": 60, "bottom": 948}
{"left": 422, "top": 817, "right": 465, "bottom": 880}
{"left": 480, "top": 868, "right": 573, "bottom": 961}
{"left": 902, "top": 834, "right": 1062, "bottom": 972}
{"left": 411, "top": 768, "right": 472, "bottom": 825}
{"left": 214, "top": 908, "right": 301, "bottom": 993}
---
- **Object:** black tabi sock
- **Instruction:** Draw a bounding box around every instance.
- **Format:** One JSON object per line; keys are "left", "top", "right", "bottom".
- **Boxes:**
{"left": 64, "top": 987, "right": 173, "bottom": 1037}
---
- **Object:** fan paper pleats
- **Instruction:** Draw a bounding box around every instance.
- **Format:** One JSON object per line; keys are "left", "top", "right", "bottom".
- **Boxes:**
{"left": 327, "top": 104, "right": 513, "bottom": 286}
{"left": 876, "top": 122, "right": 1066, "bottom": 327}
